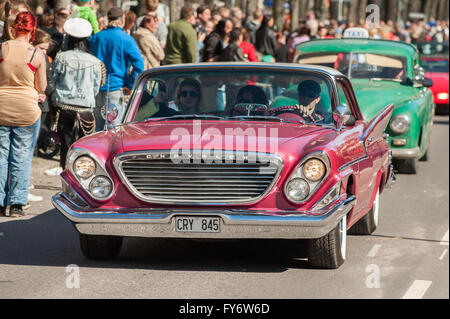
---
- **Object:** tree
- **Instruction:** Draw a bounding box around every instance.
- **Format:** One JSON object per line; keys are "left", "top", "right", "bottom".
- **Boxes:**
{"left": 273, "top": 0, "right": 284, "bottom": 32}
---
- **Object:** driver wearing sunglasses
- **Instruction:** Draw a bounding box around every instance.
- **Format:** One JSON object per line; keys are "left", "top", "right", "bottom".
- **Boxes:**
{"left": 296, "top": 80, "right": 324, "bottom": 123}
{"left": 175, "top": 78, "right": 202, "bottom": 114}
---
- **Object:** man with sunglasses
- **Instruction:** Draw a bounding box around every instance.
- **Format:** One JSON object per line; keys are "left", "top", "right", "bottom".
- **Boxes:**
{"left": 296, "top": 80, "right": 324, "bottom": 123}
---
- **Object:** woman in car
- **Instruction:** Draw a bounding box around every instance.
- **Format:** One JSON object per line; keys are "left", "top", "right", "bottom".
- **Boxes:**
{"left": 174, "top": 78, "right": 202, "bottom": 114}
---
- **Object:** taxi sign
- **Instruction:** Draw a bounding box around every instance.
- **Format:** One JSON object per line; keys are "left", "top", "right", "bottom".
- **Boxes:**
{"left": 343, "top": 28, "right": 369, "bottom": 39}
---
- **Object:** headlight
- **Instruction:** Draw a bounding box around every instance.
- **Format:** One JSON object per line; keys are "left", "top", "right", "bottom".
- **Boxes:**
{"left": 302, "top": 158, "right": 326, "bottom": 182}
{"left": 89, "top": 176, "right": 113, "bottom": 198}
{"left": 390, "top": 115, "right": 410, "bottom": 134}
{"left": 73, "top": 156, "right": 96, "bottom": 179}
{"left": 285, "top": 178, "right": 310, "bottom": 202}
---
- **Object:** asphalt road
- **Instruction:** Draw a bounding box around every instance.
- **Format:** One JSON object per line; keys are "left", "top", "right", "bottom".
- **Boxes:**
{"left": 0, "top": 116, "right": 448, "bottom": 300}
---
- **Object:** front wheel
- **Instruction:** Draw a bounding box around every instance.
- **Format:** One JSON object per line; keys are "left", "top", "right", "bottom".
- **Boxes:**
{"left": 79, "top": 234, "right": 123, "bottom": 260}
{"left": 306, "top": 215, "right": 347, "bottom": 269}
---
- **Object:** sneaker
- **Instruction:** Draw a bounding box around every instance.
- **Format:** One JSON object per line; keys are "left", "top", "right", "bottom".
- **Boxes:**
{"left": 0, "top": 206, "right": 5, "bottom": 217}
{"left": 9, "top": 204, "right": 25, "bottom": 218}
{"left": 44, "top": 167, "right": 63, "bottom": 176}
{"left": 28, "top": 193, "right": 43, "bottom": 202}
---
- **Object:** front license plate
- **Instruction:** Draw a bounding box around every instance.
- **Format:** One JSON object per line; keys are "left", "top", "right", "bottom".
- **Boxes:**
{"left": 175, "top": 216, "right": 220, "bottom": 233}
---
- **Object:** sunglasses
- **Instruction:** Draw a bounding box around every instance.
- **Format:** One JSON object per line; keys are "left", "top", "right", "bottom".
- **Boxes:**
{"left": 298, "top": 92, "right": 319, "bottom": 99}
{"left": 180, "top": 90, "right": 198, "bottom": 98}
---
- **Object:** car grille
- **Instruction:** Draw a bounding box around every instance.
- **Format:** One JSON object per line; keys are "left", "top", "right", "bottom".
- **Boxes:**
{"left": 114, "top": 151, "right": 283, "bottom": 204}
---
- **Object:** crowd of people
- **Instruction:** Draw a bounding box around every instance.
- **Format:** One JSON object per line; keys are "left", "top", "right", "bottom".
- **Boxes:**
{"left": 0, "top": 0, "right": 448, "bottom": 217}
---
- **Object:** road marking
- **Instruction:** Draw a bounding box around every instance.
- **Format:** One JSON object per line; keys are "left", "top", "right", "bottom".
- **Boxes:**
{"left": 367, "top": 244, "right": 382, "bottom": 257}
{"left": 439, "top": 249, "right": 448, "bottom": 260}
{"left": 440, "top": 229, "right": 449, "bottom": 245}
{"left": 402, "top": 280, "right": 432, "bottom": 299}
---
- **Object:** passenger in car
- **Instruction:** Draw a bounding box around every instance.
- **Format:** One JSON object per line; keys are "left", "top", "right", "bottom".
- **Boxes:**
{"left": 174, "top": 78, "right": 202, "bottom": 114}
{"left": 228, "top": 84, "right": 269, "bottom": 116}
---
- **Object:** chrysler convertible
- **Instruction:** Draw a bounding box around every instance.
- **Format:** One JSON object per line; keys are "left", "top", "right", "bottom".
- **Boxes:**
{"left": 52, "top": 63, "right": 394, "bottom": 269}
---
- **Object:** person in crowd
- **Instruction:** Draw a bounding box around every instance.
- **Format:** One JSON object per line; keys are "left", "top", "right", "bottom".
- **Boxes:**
{"left": 228, "top": 84, "right": 269, "bottom": 116}
{"left": 164, "top": 5, "right": 197, "bottom": 65}
{"left": 1, "top": 0, "right": 30, "bottom": 41}
{"left": 239, "top": 27, "right": 257, "bottom": 62}
{"left": 0, "top": 11, "right": 47, "bottom": 217}
{"left": 219, "top": 27, "right": 246, "bottom": 61}
{"left": 42, "top": 7, "right": 69, "bottom": 59}
{"left": 133, "top": 11, "right": 164, "bottom": 69}
{"left": 124, "top": 10, "right": 136, "bottom": 35}
{"left": 296, "top": 80, "right": 324, "bottom": 123}
{"left": 254, "top": 15, "right": 276, "bottom": 62}
{"left": 97, "top": 11, "right": 108, "bottom": 31}
{"left": 136, "top": 0, "right": 168, "bottom": 49}
{"left": 38, "top": 12, "right": 53, "bottom": 29}
{"left": 211, "top": 9, "right": 222, "bottom": 26}
{"left": 52, "top": 18, "right": 104, "bottom": 170}
{"left": 287, "top": 26, "right": 310, "bottom": 61}
{"left": 218, "top": 6, "right": 230, "bottom": 19}
{"left": 71, "top": 0, "right": 99, "bottom": 34}
{"left": 195, "top": 5, "right": 211, "bottom": 35}
{"left": 274, "top": 32, "right": 289, "bottom": 63}
{"left": 90, "top": 6, "right": 144, "bottom": 131}
{"left": 174, "top": 78, "right": 202, "bottom": 114}
{"left": 245, "top": 7, "right": 263, "bottom": 44}
{"left": 201, "top": 18, "right": 233, "bottom": 62}
{"left": 231, "top": 6, "right": 243, "bottom": 28}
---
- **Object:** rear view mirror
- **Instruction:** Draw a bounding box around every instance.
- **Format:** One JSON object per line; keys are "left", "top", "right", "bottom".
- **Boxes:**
{"left": 333, "top": 105, "right": 354, "bottom": 130}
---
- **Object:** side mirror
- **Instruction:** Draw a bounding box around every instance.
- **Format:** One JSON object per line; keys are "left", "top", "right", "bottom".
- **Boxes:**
{"left": 333, "top": 105, "right": 353, "bottom": 131}
{"left": 423, "top": 77, "right": 434, "bottom": 88}
{"left": 101, "top": 103, "right": 119, "bottom": 130}
{"left": 413, "top": 65, "right": 425, "bottom": 82}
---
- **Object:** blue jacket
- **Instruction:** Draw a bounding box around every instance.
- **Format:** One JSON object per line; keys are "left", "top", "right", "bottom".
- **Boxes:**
{"left": 90, "top": 27, "right": 144, "bottom": 91}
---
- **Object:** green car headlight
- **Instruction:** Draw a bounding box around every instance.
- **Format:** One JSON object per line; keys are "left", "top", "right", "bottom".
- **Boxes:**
{"left": 390, "top": 114, "right": 410, "bottom": 134}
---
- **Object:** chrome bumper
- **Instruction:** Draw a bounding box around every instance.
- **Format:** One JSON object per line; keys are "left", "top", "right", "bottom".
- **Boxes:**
{"left": 51, "top": 192, "right": 356, "bottom": 240}
{"left": 391, "top": 147, "right": 420, "bottom": 159}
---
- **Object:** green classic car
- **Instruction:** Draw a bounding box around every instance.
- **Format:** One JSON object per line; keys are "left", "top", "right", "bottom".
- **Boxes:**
{"left": 295, "top": 37, "right": 435, "bottom": 174}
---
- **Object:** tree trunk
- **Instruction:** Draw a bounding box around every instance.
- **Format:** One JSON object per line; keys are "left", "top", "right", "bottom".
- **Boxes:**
{"left": 169, "top": 0, "right": 184, "bottom": 23}
{"left": 348, "top": 0, "right": 359, "bottom": 24}
{"left": 54, "top": 0, "right": 71, "bottom": 10}
{"left": 291, "top": 0, "right": 300, "bottom": 31}
{"left": 358, "top": 0, "right": 368, "bottom": 25}
{"left": 386, "top": 0, "right": 397, "bottom": 22}
{"left": 245, "top": 0, "right": 258, "bottom": 25}
{"left": 273, "top": 0, "right": 284, "bottom": 32}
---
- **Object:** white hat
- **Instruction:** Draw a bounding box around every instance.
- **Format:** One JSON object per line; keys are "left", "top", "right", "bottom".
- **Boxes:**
{"left": 63, "top": 18, "right": 92, "bottom": 38}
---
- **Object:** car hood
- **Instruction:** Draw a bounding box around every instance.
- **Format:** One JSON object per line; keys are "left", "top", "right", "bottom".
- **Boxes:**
{"left": 118, "top": 120, "right": 335, "bottom": 157}
{"left": 350, "top": 78, "right": 419, "bottom": 121}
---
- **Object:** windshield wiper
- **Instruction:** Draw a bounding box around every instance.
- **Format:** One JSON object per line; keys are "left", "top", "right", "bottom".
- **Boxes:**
{"left": 147, "top": 114, "right": 224, "bottom": 122}
{"left": 228, "top": 115, "right": 307, "bottom": 125}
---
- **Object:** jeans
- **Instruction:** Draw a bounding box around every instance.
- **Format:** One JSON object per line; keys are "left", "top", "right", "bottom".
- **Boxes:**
{"left": 0, "top": 118, "right": 40, "bottom": 207}
{"left": 94, "top": 90, "right": 125, "bottom": 132}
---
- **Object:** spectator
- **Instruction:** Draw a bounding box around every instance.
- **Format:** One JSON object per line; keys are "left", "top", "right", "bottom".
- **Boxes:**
{"left": 38, "top": 12, "right": 54, "bottom": 29}
{"left": 245, "top": 7, "right": 263, "bottom": 44}
{"left": 97, "top": 11, "right": 108, "bottom": 31}
{"left": 136, "top": 0, "right": 168, "bottom": 49}
{"left": 287, "top": 26, "right": 310, "bottom": 60}
{"left": 42, "top": 7, "right": 69, "bottom": 59}
{"left": 164, "top": 6, "right": 197, "bottom": 65}
{"left": 254, "top": 15, "right": 277, "bottom": 62}
{"left": 124, "top": 10, "right": 136, "bottom": 35}
{"left": 90, "top": 6, "right": 144, "bottom": 131}
{"left": 218, "top": 6, "right": 230, "bottom": 19}
{"left": 219, "top": 27, "right": 246, "bottom": 61}
{"left": 239, "top": 27, "right": 257, "bottom": 62}
{"left": 211, "top": 10, "right": 222, "bottom": 26}
{"left": 71, "top": 0, "right": 99, "bottom": 34}
{"left": 274, "top": 32, "right": 289, "bottom": 63}
{"left": 231, "top": 7, "right": 243, "bottom": 28}
{"left": 202, "top": 18, "right": 233, "bottom": 62}
{"left": 133, "top": 12, "right": 164, "bottom": 69}
{"left": 0, "top": 11, "right": 47, "bottom": 217}
{"left": 1, "top": 0, "right": 30, "bottom": 42}
{"left": 52, "top": 18, "right": 104, "bottom": 170}
{"left": 196, "top": 5, "right": 211, "bottom": 34}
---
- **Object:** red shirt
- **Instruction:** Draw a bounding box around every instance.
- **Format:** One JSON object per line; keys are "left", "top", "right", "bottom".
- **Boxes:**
{"left": 240, "top": 41, "right": 258, "bottom": 62}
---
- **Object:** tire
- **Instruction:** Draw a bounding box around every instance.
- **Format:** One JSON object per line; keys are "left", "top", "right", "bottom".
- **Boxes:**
{"left": 306, "top": 215, "right": 347, "bottom": 269}
{"left": 418, "top": 149, "right": 429, "bottom": 162}
{"left": 393, "top": 158, "right": 417, "bottom": 174}
{"left": 79, "top": 234, "right": 123, "bottom": 260}
{"left": 37, "top": 135, "right": 60, "bottom": 159}
{"left": 348, "top": 189, "right": 379, "bottom": 235}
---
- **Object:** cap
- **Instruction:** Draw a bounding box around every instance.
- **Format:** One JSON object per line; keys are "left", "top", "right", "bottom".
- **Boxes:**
{"left": 107, "top": 6, "right": 124, "bottom": 21}
{"left": 63, "top": 18, "right": 92, "bottom": 38}
{"left": 297, "top": 80, "right": 321, "bottom": 95}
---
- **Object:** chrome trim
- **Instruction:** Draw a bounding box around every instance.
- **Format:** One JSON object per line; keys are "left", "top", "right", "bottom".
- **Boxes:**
{"left": 113, "top": 150, "right": 284, "bottom": 205}
{"left": 385, "top": 164, "right": 396, "bottom": 189}
{"left": 338, "top": 155, "right": 368, "bottom": 171}
{"left": 284, "top": 151, "right": 331, "bottom": 204}
{"left": 66, "top": 148, "right": 115, "bottom": 201}
{"left": 52, "top": 192, "right": 356, "bottom": 239}
{"left": 391, "top": 147, "right": 420, "bottom": 159}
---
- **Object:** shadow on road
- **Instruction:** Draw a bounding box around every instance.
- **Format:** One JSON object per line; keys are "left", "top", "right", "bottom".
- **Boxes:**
{"left": 0, "top": 209, "right": 311, "bottom": 272}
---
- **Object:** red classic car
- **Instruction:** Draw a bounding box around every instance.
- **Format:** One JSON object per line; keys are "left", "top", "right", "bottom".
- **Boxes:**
{"left": 52, "top": 63, "right": 395, "bottom": 269}
{"left": 418, "top": 42, "right": 449, "bottom": 113}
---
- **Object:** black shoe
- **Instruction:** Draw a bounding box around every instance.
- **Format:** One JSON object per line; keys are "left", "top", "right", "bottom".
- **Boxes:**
{"left": 9, "top": 204, "right": 25, "bottom": 218}
{"left": 0, "top": 206, "right": 5, "bottom": 217}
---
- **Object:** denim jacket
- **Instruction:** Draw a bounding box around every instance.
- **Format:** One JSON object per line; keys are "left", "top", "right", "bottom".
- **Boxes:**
{"left": 52, "top": 49, "right": 103, "bottom": 110}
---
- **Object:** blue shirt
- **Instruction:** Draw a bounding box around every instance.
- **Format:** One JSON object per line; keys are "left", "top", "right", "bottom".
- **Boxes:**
{"left": 90, "top": 27, "right": 144, "bottom": 91}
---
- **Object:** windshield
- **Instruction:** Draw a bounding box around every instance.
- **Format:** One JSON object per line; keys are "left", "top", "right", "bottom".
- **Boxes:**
{"left": 421, "top": 58, "right": 449, "bottom": 73}
{"left": 298, "top": 52, "right": 407, "bottom": 80}
{"left": 126, "top": 69, "right": 335, "bottom": 125}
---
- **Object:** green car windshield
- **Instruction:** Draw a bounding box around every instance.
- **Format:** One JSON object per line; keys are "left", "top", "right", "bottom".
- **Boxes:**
{"left": 130, "top": 69, "right": 335, "bottom": 125}
{"left": 298, "top": 52, "right": 407, "bottom": 81}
